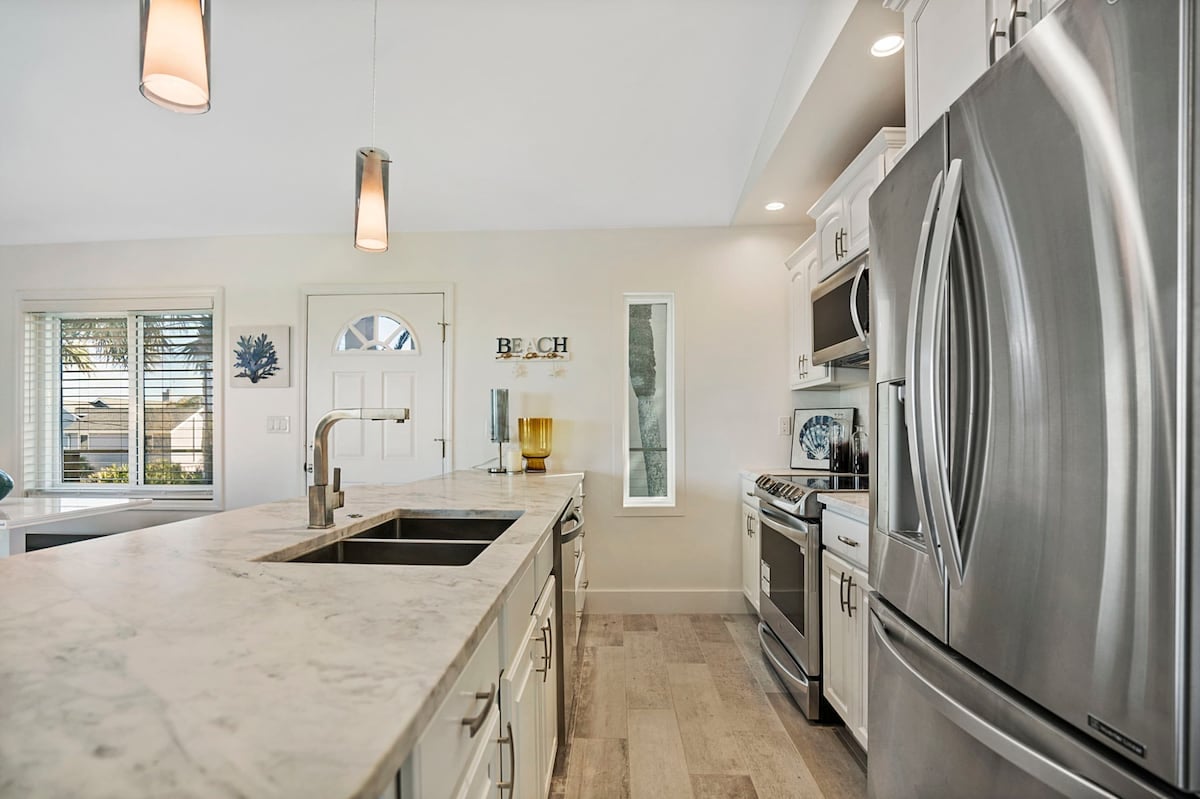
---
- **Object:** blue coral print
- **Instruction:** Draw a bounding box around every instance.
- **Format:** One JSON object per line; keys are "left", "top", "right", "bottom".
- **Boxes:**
{"left": 233, "top": 333, "right": 280, "bottom": 383}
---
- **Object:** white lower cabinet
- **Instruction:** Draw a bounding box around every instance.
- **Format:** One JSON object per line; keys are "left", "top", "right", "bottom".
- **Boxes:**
{"left": 822, "top": 549, "right": 869, "bottom": 751}
{"left": 740, "top": 501, "right": 760, "bottom": 612}
{"left": 400, "top": 533, "right": 561, "bottom": 799}
{"left": 501, "top": 574, "right": 558, "bottom": 799}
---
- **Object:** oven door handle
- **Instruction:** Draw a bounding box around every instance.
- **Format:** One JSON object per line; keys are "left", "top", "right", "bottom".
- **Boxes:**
{"left": 759, "top": 506, "right": 813, "bottom": 548}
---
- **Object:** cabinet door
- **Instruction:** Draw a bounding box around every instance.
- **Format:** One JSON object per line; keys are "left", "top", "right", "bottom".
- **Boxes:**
{"left": 788, "top": 266, "right": 809, "bottom": 387}
{"left": 501, "top": 613, "right": 541, "bottom": 799}
{"left": 842, "top": 566, "right": 864, "bottom": 749}
{"left": 815, "top": 203, "right": 846, "bottom": 281}
{"left": 853, "top": 569, "right": 869, "bottom": 751}
{"left": 843, "top": 157, "right": 886, "bottom": 260}
{"left": 741, "top": 502, "right": 760, "bottom": 612}
{"left": 908, "top": 0, "right": 991, "bottom": 138}
{"left": 821, "top": 551, "right": 851, "bottom": 720}
{"left": 533, "top": 578, "right": 558, "bottom": 799}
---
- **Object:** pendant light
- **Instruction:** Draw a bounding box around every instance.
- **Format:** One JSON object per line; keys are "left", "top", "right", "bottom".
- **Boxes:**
{"left": 355, "top": 0, "right": 390, "bottom": 252}
{"left": 139, "top": 0, "right": 211, "bottom": 114}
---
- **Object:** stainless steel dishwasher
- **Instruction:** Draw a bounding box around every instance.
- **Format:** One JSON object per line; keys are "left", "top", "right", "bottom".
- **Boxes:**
{"left": 555, "top": 488, "right": 585, "bottom": 742}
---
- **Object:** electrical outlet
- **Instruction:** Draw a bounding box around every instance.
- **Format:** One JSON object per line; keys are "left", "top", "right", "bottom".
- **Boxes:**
{"left": 266, "top": 416, "right": 290, "bottom": 434}
{"left": 778, "top": 416, "right": 791, "bottom": 436}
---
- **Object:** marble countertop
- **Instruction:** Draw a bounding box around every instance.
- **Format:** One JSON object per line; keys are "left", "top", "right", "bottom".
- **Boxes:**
{"left": 0, "top": 470, "right": 582, "bottom": 799}
{"left": 820, "top": 491, "right": 869, "bottom": 523}
{"left": 0, "top": 497, "right": 152, "bottom": 529}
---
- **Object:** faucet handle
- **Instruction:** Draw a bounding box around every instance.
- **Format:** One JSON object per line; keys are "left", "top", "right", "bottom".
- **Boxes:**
{"left": 332, "top": 468, "right": 345, "bottom": 510}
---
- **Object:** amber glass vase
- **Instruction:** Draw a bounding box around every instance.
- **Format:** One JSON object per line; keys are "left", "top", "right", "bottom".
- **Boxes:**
{"left": 518, "top": 418, "right": 553, "bottom": 472}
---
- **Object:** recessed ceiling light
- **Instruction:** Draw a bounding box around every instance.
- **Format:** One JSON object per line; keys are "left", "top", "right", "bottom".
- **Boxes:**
{"left": 764, "top": 202, "right": 786, "bottom": 211}
{"left": 871, "top": 34, "right": 904, "bottom": 57}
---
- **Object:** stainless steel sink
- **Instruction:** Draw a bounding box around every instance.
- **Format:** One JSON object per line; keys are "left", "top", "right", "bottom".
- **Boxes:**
{"left": 350, "top": 515, "right": 517, "bottom": 542}
{"left": 284, "top": 513, "right": 521, "bottom": 566}
{"left": 290, "top": 538, "right": 488, "bottom": 566}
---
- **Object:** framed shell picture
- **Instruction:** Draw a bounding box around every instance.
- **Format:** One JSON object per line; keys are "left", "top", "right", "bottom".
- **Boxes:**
{"left": 790, "top": 407, "right": 856, "bottom": 469}
{"left": 230, "top": 325, "right": 291, "bottom": 388}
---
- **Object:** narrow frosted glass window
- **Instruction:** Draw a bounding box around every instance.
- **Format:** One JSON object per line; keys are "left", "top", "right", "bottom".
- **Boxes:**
{"left": 624, "top": 293, "right": 676, "bottom": 507}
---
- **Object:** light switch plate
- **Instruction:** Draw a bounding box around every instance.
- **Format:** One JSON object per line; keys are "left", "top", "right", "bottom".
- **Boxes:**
{"left": 777, "top": 416, "right": 791, "bottom": 436}
{"left": 266, "top": 416, "right": 290, "bottom": 434}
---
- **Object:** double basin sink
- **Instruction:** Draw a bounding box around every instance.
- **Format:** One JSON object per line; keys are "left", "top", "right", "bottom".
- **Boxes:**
{"left": 286, "top": 513, "right": 521, "bottom": 567}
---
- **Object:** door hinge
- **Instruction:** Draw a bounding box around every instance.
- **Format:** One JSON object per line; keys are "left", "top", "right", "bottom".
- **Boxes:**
{"left": 437, "top": 320, "right": 449, "bottom": 342}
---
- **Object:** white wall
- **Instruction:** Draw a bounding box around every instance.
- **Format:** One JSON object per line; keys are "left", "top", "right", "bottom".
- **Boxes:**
{"left": 0, "top": 226, "right": 803, "bottom": 609}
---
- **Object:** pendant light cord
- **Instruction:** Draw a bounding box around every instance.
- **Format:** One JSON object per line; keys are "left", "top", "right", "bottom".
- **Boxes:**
{"left": 371, "top": 0, "right": 379, "bottom": 146}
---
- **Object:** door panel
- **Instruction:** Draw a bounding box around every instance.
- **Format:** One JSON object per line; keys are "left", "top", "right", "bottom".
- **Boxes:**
{"left": 868, "top": 117, "right": 949, "bottom": 642}
{"left": 306, "top": 293, "right": 446, "bottom": 485}
{"left": 944, "top": 0, "right": 1182, "bottom": 781}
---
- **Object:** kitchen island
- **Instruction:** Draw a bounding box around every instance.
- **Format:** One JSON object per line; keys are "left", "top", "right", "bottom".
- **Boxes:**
{"left": 0, "top": 470, "right": 582, "bottom": 799}
{"left": 0, "top": 497, "right": 153, "bottom": 556}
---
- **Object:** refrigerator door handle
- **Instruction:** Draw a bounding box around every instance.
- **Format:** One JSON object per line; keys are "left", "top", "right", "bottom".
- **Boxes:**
{"left": 904, "top": 169, "right": 948, "bottom": 582}
{"left": 870, "top": 611, "right": 1121, "bottom": 799}
{"left": 918, "top": 157, "right": 967, "bottom": 588}
{"left": 850, "top": 260, "right": 869, "bottom": 343}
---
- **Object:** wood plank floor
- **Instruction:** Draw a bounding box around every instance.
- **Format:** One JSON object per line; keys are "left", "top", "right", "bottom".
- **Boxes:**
{"left": 552, "top": 614, "right": 866, "bottom": 799}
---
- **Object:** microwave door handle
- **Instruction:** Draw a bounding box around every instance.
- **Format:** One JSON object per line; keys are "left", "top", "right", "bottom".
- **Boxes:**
{"left": 919, "top": 158, "right": 966, "bottom": 589}
{"left": 905, "top": 169, "right": 949, "bottom": 583}
{"left": 850, "top": 260, "right": 868, "bottom": 343}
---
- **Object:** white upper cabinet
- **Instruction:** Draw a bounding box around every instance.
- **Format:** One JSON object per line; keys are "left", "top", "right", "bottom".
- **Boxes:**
{"left": 807, "top": 128, "right": 905, "bottom": 283}
{"left": 889, "top": 0, "right": 1057, "bottom": 141}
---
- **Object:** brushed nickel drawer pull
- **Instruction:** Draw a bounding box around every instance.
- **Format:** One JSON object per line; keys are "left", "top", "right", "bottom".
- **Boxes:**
{"left": 461, "top": 683, "right": 496, "bottom": 737}
{"left": 837, "top": 535, "right": 860, "bottom": 547}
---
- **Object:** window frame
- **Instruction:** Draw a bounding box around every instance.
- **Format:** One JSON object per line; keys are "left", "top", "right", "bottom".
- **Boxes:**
{"left": 17, "top": 288, "right": 224, "bottom": 510}
{"left": 621, "top": 291, "right": 679, "bottom": 510}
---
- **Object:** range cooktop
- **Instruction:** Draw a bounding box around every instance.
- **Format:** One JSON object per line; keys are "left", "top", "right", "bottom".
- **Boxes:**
{"left": 755, "top": 472, "right": 868, "bottom": 519}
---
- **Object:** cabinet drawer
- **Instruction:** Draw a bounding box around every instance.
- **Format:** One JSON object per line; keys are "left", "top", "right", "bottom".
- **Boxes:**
{"left": 452, "top": 705, "right": 500, "bottom": 799}
{"left": 413, "top": 619, "right": 500, "bottom": 799}
{"left": 823, "top": 510, "right": 867, "bottom": 570}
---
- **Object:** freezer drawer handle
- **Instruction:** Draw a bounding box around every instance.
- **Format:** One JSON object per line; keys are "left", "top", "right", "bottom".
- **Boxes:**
{"left": 870, "top": 611, "right": 1120, "bottom": 799}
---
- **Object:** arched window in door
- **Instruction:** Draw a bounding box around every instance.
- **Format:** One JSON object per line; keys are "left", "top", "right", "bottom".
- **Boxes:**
{"left": 334, "top": 312, "right": 418, "bottom": 352}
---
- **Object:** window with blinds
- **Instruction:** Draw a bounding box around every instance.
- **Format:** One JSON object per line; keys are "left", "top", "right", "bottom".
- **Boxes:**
{"left": 23, "top": 307, "right": 215, "bottom": 498}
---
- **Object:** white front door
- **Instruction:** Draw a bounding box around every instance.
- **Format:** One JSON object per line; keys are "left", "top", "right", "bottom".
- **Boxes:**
{"left": 305, "top": 292, "right": 447, "bottom": 485}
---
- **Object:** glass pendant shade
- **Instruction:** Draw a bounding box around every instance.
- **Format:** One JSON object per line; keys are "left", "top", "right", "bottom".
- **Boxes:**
{"left": 355, "top": 147, "right": 390, "bottom": 253}
{"left": 139, "top": 0, "right": 211, "bottom": 114}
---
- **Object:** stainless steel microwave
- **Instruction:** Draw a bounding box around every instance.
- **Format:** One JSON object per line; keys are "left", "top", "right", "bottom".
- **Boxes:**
{"left": 811, "top": 251, "right": 869, "bottom": 366}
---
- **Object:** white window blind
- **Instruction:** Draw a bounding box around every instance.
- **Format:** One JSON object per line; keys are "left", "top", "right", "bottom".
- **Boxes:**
{"left": 23, "top": 309, "right": 215, "bottom": 498}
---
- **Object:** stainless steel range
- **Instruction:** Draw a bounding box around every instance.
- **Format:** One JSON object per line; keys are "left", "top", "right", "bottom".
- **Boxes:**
{"left": 754, "top": 472, "right": 866, "bottom": 721}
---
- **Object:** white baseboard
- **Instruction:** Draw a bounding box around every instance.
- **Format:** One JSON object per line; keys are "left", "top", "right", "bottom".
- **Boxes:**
{"left": 583, "top": 589, "right": 751, "bottom": 615}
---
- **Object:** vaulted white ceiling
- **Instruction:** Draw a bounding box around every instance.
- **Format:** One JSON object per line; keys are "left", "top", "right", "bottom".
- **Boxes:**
{"left": 0, "top": 1, "right": 900, "bottom": 246}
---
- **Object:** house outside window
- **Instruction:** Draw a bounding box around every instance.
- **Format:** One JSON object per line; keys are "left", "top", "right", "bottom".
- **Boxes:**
{"left": 21, "top": 293, "right": 221, "bottom": 503}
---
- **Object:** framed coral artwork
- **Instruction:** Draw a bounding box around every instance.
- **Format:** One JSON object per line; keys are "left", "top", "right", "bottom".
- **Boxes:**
{"left": 230, "top": 325, "right": 290, "bottom": 388}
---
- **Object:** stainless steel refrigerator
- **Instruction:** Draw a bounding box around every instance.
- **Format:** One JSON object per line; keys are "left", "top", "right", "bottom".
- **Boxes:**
{"left": 867, "top": 0, "right": 1197, "bottom": 796}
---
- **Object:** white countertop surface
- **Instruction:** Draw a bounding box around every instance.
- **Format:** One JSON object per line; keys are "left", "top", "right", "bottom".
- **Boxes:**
{"left": 0, "top": 497, "right": 152, "bottom": 529}
{"left": 819, "top": 491, "right": 869, "bottom": 523}
{"left": 0, "top": 470, "right": 582, "bottom": 799}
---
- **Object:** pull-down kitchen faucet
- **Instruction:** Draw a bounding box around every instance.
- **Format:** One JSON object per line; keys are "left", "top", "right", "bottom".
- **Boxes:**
{"left": 308, "top": 408, "right": 410, "bottom": 528}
